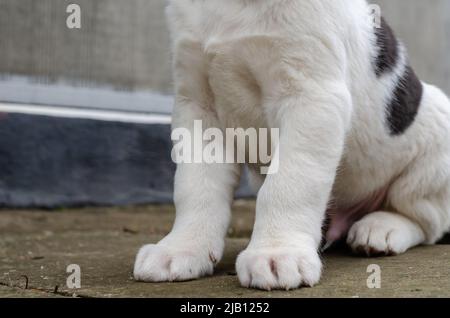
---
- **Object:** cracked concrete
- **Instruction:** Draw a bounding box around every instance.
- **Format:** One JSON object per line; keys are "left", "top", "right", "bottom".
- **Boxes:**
{"left": 1, "top": 200, "right": 449, "bottom": 298}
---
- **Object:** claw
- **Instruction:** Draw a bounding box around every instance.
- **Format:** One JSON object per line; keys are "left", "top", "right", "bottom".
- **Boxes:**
{"left": 321, "top": 240, "right": 334, "bottom": 252}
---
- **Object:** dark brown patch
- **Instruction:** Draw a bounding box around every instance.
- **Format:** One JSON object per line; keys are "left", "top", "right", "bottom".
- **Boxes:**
{"left": 122, "top": 227, "right": 139, "bottom": 234}
{"left": 386, "top": 65, "right": 423, "bottom": 135}
{"left": 375, "top": 17, "right": 399, "bottom": 77}
{"left": 366, "top": 247, "right": 385, "bottom": 257}
{"left": 269, "top": 259, "right": 278, "bottom": 279}
{"left": 209, "top": 252, "right": 218, "bottom": 265}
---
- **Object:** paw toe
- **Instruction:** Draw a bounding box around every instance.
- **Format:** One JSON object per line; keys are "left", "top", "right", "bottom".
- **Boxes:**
{"left": 133, "top": 244, "right": 215, "bottom": 282}
{"left": 236, "top": 247, "right": 321, "bottom": 290}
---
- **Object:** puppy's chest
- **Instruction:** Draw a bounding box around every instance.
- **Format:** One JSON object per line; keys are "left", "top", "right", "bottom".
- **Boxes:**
{"left": 175, "top": 6, "right": 291, "bottom": 127}
{"left": 203, "top": 36, "right": 272, "bottom": 127}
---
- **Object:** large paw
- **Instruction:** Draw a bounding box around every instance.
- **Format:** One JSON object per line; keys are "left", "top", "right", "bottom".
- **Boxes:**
{"left": 347, "top": 212, "right": 425, "bottom": 256}
{"left": 133, "top": 243, "right": 219, "bottom": 282}
{"left": 236, "top": 246, "right": 322, "bottom": 290}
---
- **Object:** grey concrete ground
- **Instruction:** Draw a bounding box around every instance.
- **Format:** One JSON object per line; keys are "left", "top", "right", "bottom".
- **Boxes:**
{"left": 1, "top": 200, "right": 450, "bottom": 298}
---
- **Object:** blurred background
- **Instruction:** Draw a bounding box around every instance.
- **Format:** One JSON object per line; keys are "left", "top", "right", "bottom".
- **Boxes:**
{"left": 0, "top": 0, "right": 449, "bottom": 208}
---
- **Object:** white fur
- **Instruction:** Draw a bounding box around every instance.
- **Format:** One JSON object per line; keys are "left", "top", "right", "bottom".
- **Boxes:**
{"left": 134, "top": 0, "right": 450, "bottom": 290}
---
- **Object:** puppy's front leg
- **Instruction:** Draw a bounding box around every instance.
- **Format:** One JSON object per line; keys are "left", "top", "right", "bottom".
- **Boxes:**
{"left": 134, "top": 99, "right": 240, "bottom": 282}
{"left": 134, "top": 41, "right": 241, "bottom": 282}
{"left": 237, "top": 83, "right": 352, "bottom": 290}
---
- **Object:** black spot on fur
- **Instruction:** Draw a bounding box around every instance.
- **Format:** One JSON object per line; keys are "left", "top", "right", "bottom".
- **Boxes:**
{"left": 386, "top": 65, "right": 423, "bottom": 135}
{"left": 375, "top": 18, "right": 399, "bottom": 77}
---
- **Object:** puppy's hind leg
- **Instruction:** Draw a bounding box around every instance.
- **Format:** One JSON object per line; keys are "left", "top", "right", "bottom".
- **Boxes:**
{"left": 348, "top": 147, "right": 450, "bottom": 256}
{"left": 348, "top": 84, "right": 450, "bottom": 256}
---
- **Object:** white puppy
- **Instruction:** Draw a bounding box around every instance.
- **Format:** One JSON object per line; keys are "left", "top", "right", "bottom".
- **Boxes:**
{"left": 134, "top": 0, "right": 450, "bottom": 290}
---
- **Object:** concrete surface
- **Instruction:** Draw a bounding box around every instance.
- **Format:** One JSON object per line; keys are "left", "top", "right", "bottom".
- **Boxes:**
{"left": 1, "top": 200, "right": 450, "bottom": 298}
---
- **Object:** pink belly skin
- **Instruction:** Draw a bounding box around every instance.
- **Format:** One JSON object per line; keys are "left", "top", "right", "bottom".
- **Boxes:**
{"left": 324, "top": 185, "right": 390, "bottom": 246}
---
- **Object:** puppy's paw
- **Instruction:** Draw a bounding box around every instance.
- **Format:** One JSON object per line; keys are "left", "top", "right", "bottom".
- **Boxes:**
{"left": 347, "top": 212, "right": 425, "bottom": 256}
{"left": 236, "top": 246, "right": 322, "bottom": 290}
{"left": 134, "top": 243, "right": 219, "bottom": 282}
